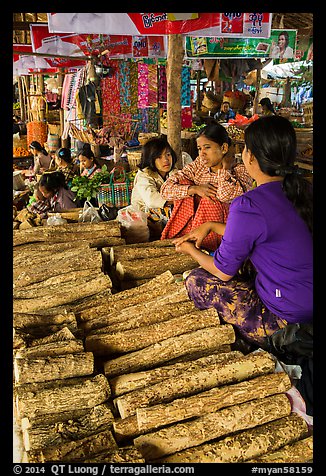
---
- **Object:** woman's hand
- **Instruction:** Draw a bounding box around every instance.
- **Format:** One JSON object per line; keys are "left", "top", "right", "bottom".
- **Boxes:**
{"left": 188, "top": 183, "right": 218, "bottom": 199}
{"left": 172, "top": 222, "right": 213, "bottom": 249}
{"left": 174, "top": 240, "right": 196, "bottom": 255}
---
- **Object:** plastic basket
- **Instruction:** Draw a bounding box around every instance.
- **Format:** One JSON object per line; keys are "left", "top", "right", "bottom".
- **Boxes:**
{"left": 97, "top": 167, "right": 133, "bottom": 208}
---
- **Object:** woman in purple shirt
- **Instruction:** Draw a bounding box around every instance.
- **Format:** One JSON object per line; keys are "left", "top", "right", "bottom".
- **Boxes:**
{"left": 173, "top": 115, "right": 313, "bottom": 346}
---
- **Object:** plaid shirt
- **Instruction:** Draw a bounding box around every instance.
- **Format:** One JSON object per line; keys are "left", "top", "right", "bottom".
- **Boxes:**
{"left": 160, "top": 156, "right": 253, "bottom": 203}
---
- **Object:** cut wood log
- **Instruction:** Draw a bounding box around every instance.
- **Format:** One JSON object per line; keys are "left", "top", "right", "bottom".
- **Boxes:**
{"left": 22, "top": 403, "right": 115, "bottom": 452}
{"left": 79, "top": 281, "right": 186, "bottom": 330}
{"left": 14, "top": 250, "right": 103, "bottom": 287}
{"left": 39, "top": 428, "right": 118, "bottom": 462}
{"left": 88, "top": 300, "right": 198, "bottom": 335}
{"left": 109, "top": 350, "right": 241, "bottom": 397}
{"left": 104, "top": 324, "right": 236, "bottom": 379}
{"left": 13, "top": 221, "right": 122, "bottom": 246}
{"left": 115, "top": 254, "right": 198, "bottom": 280}
{"left": 136, "top": 372, "right": 292, "bottom": 433}
{"left": 14, "top": 274, "right": 112, "bottom": 313}
{"left": 14, "top": 352, "right": 94, "bottom": 385}
{"left": 86, "top": 308, "right": 220, "bottom": 356}
{"left": 83, "top": 446, "right": 145, "bottom": 463}
{"left": 113, "top": 351, "right": 275, "bottom": 419}
{"left": 13, "top": 311, "right": 77, "bottom": 333}
{"left": 13, "top": 240, "right": 90, "bottom": 255}
{"left": 112, "top": 415, "right": 140, "bottom": 442}
{"left": 160, "top": 413, "right": 309, "bottom": 463}
{"left": 13, "top": 326, "right": 77, "bottom": 350}
{"left": 108, "top": 244, "right": 177, "bottom": 266}
{"left": 14, "top": 339, "right": 84, "bottom": 359}
{"left": 247, "top": 435, "right": 313, "bottom": 463}
{"left": 134, "top": 393, "right": 292, "bottom": 460}
{"left": 13, "top": 269, "right": 104, "bottom": 298}
{"left": 15, "top": 374, "right": 111, "bottom": 419}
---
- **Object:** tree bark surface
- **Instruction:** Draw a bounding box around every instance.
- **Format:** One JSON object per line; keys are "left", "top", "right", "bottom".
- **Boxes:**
{"left": 15, "top": 374, "right": 111, "bottom": 419}
{"left": 115, "top": 254, "right": 197, "bottom": 280}
{"left": 23, "top": 403, "right": 115, "bottom": 452}
{"left": 83, "top": 446, "right": 145, "bottom": 463}
{"left": 160, "top": 414, "right": 309, "bottom": 463}
{"left": 136, "top": 372, "right": 292, "bottom": 433}
{"left": 14, "top": 352, "right": 94, "bottom": 384}
{"left": 134, "top": 394, "right": 292, "bottom": 460}
{"left": 104, "top": 324, "right": 236, "bottom": 379}
{"left": 14, "top": 274, "right": 112, "bottom": 313}
{"left": 89, "top": 300, "right": 197, "bottom": 336}
{"left": 247, "top": 435, "right": 313, "bottom": 463}
{"left": 39, "top": 429, "right": 118, "bottom": 462}
{"left": 109, "top": 350, "right": 241, "bottom": 397}
{"left": 113, "top": 351, "right": 274, "bottom": 418}
{"left": 108, "top": 245, "right": 177, "bottom": 266}
{"left": 86, "top": 308, "right": 220, "bottom": 356}
{"left": 15, "top": 339, "right": 84, "bottom": 359}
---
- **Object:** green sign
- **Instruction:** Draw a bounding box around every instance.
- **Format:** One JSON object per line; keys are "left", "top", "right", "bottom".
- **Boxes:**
{"left": 186, "top": 29, "right": 297, "bottom": 63}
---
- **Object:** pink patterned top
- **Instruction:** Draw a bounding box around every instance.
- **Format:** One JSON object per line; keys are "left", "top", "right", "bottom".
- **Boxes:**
{"left": 160, "top": 156, "right": 253, "bottom": 203}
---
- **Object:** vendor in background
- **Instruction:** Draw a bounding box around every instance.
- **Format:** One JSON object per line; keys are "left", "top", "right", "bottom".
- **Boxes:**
{"left": 131, "top": 137, "right": 178, "bottom": 239}
{"left": 259, "top": 97, "right": 276, "bottom": 116}
{"left": 214, "top": 101, "right": 236, "bottom": 123}
{"left": 29, "top": 141, "right": 54, "bottom": 175}
{"left": 172, "top": 115, "right": 312, "bottom": 349}
{"left": 78, "top": 144, "right": 101, "bottom": 178}
{"left": 38, "top": 171, "right": 79, "bottom": 212}
{"left": 160, "top": 120, "right": 253, "bottom": 252}
{"left": 55, "top": 147, "right": 80, "bottom": 188}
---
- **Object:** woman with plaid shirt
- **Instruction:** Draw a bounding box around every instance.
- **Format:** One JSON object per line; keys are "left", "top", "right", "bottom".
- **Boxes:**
{"left": 160, "top": 121, "right": 253, "bottom": 251}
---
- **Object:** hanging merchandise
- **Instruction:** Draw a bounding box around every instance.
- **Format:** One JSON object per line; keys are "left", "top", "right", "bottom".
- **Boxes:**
{"left": 138, "top": 62, "right": 149, "bottom": 109}
{"left": 181, "top": 66, "right": 191, "bottom": 106}
{"left": 27, "top": 121, "right": 48, "bottom": 148}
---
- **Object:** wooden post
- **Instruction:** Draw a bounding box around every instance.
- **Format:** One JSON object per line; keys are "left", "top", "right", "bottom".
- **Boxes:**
{"left": 57, "top": 68, "right": 65, "bottom": 147}
{"left": 196, "top": 71, "right": 201, "bottom": 112}
{"left": 253, "top": 62, "right": 262, "bottom": 115}
{"left": 17, "top": 76, "right": 26, "bottom": 122}
{"left": 166, "top": 34, "right": 183, "bottom": 168}
{"left": 38, "top": 74, "right": 45, "bottom": 122}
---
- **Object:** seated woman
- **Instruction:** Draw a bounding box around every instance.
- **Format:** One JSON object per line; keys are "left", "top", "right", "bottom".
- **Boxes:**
{"left": 39, "top": 171, "right": 78, "bottom": 213}
{"left": 160, "top": 120, "right": 253, "bottom": 251}
{"left": 54, "top": 147, "right": 80, "bottom": 188}
{"left": 131, "top": 137, "right": 178, "bottom": 238}
{"left": 173, "top": 115, "right": 313, "bottom": 348}
{"left": 78, "top": 144, "right": 102, "bottom": 178}
{"left": 29, "top": 141, "right": 54, "bottom": 175}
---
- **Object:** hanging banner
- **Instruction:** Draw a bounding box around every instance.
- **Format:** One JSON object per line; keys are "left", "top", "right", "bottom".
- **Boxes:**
{"left": 13, "top": 43, "right": 56, "bottom": 75}
{"left": 268, "top": 29, "right": 297, "bottom": 64}
{"left": 48, "top": 13, "right": 272, "bottom": 38}
{"left": 186, "top": 29, "right": 296, "bottom": 62}
{"left": 30, "top": 24, "right": 167, "bottom": 66}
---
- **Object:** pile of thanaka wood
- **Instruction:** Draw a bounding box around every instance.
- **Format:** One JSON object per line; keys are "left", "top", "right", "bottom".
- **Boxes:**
{"left": 102, "top": 239, "right": 199, "bottom": 290}
{"left": 13, "top": 219, "right": 313, "bottom": 463}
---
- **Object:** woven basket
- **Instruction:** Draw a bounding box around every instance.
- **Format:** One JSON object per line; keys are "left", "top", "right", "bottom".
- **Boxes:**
{"left": 127, "top": 151, "right": 142, "bottom": 171}
{"left": 138, "top": 132, "right": 159, "bottom": 146}
{"left": 97, "top": 167, "right": 133, "bottom": 208}
{"left": 302, "top": 102, "right": 313, "bottom": 126}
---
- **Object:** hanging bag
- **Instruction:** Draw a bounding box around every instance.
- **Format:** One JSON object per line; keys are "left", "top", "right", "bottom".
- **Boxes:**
{"left": 97, "top": 166, "right": 133, "bottom": 208}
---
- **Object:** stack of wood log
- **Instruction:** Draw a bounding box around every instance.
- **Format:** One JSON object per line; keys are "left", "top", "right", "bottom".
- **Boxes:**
{"left": 102, "top": 238, "right": 199, "bottom": 290}
{"left": 12, "top": 218, "right": 313, "bottom": 464}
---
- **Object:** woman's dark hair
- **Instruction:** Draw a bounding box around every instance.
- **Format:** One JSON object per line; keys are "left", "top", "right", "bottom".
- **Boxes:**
{"left": 29, "top": 140, "right": 48, "bottom": 156}
{"left": 259, "top": 97, "right": 276, "bottom": 114}
{"left": 244, "top": 115, "right": 313, "bottom": 233}
{"left": 278, "top": 31, "right": 289, "bottom": 47}
{"left": 196, "top": 120, "right": 232, "bottom": 147}
{"left": 39, "top": 171, "right": 67, "bottom": 191}
{"left": 57, "top": 147, "right": 73, "bottom": 164}
{"left": 139, "top": 137, "right": 177, "bottom": 172}
{"left": 78, "top": 143, "right": 100, "bottom": 166}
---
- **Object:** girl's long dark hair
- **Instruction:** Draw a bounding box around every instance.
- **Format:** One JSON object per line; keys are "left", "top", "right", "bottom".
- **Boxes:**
{"left": 244, "top": 115, "right": 313, "bottom": 233}
{"left": 139, "top": 137, "right": 177, "bottom": 171}
{"left": 29, "top": 140, "right": 49, "bottom": 156}
{"left": 39, "top": 171, "right": 67, "bottom": 192}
